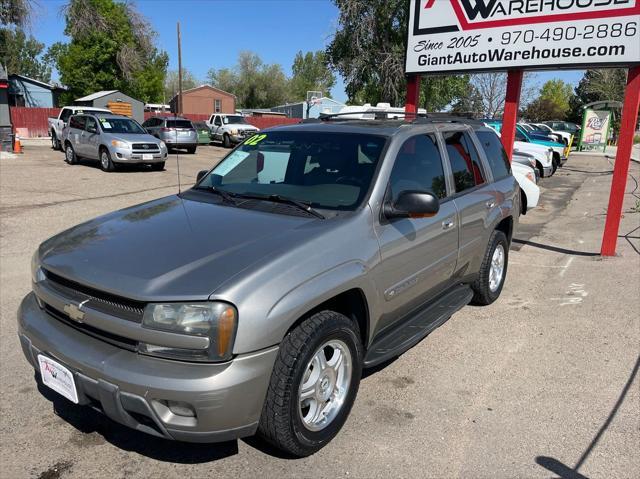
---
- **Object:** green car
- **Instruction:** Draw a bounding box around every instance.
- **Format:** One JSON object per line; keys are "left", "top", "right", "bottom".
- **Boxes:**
{"left": 192, "top": 121, "right": 212, "bottom": 145}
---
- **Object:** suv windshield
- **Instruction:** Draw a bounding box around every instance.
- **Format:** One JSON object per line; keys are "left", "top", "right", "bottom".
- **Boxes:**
{"left": 97, "top": 117, "right": 146, "bottom": 134}
{"left": 222, "top": 116, "right": 247, "bottom": 125}
{"left": 197, "top": 131, "right": 387, "bottom": 210}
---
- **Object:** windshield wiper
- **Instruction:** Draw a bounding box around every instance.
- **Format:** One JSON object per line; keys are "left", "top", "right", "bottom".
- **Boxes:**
{"left": 233, "top": 193, "right": 325, "bottom": 219}
{"left": 193, "top": 185, "right": 236, "bottom": 204}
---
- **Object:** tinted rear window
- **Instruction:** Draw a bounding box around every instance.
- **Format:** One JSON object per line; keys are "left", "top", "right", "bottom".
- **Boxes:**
{"left": 166, "top": 120, "right": 193, "bottom": 129}
{"left": 476, "top": 131, "right": 511, "bottom": 180}
{"left": 443, "top": 131, "right": 486, "bottom": 193}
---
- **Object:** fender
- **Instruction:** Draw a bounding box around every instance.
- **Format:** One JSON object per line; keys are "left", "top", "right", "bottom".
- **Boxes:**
{"left": 256, "top": 260, "right": 379, "bottom": 351}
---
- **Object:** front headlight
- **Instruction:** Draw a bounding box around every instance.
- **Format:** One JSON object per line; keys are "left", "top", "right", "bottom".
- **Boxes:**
{"left": 111, "top": 140, "right": 130, "bottom": 149}
{"left": 31, "top": 251, "right": 45, "bottom": 284}
{"left": 140, "top": 302, "right": 237, "bottom": 362}
{"left": 229, "top": 129, "right": 238, "bottom": 135}
{"left": 159, "top": 140, "right": 167, "bottom": 150}
{"left": 546, "top": 149, "right": 552, "bottom": 160}
{"left": 526, "top": 171, "right": 535, "bottom": 183}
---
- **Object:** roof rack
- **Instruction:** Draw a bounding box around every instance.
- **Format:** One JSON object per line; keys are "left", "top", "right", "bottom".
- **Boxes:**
{"left": 411, "top": 114, "right": 485, "bottom": 126}
{"left": 316, "top": 110, "right": 485, "bottom": 125}
{"left": 318, "top": 110, "right": 408, "bottom": 121}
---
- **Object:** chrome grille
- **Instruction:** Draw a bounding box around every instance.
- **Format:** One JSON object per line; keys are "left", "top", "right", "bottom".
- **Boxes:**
{"left": 132, "top": 143, "right": 160, "bottom": 151}
{"left": 43, "top": 270, "right": 145, "bottom": 322}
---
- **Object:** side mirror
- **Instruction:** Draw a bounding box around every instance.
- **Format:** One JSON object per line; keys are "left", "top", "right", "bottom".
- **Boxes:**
{"left": 384, "top": 190, "right": 440, "bottom": 219}
{"left": 87, "top": 127, "right": 97, "bottom": 134}
{"left": 196, "top": 170, "right": 208, "bottom": 183}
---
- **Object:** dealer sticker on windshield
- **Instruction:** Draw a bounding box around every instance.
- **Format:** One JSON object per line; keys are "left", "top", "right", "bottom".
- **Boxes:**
{"left": 38, "top": 354, "right": 79, "bottom": 404}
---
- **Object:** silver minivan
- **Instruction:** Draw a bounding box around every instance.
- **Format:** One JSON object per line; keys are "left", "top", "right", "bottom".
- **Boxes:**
{"left": 62, "top": 113, "right": 168, "bottom": 172}
{"left": 142, "top": 116, "right": 198, "bottom": 153}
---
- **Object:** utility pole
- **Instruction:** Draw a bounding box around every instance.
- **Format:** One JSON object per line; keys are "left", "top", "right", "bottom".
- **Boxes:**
{"left": 177, "top": 21, "right": 183, "bottom": 116}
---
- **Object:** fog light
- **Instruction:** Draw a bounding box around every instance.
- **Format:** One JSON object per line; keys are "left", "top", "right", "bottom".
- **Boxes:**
{"left": 116, "top": 152, "right": 123, "bottom": 158}
{"left": 167, "top": 401, "right": 195, "bottom": 417}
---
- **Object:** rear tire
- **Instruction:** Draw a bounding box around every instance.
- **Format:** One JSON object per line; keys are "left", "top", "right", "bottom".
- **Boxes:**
{"left": 51, "top": 132, "right": 61, "bottom": 151}
{"left": 258, "top": 311, "right": 363, "bottom": 457}
{"left": 471, "top": 230, "right": 509, "bottom": 306}
{"left": 64, "top": 143, "right": 77, "bottom": 165}
{"left": 223, "top": 134, "right": 231, "bottom": 148}
{"left": 100, "top": 148, "right": 115, "bottom": 172}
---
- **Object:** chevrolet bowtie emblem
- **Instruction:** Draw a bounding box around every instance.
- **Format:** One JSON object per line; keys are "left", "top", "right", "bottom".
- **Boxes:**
{"left": 63, "top": 303, "right": 85, "bottom": 322}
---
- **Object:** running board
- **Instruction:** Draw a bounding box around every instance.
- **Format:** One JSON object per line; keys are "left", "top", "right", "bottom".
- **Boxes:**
{"left": 363, "top": 284, "right": 473, "bottom": 368}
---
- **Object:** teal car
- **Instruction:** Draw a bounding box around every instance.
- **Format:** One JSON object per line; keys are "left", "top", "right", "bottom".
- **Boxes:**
{"left": 192, "top": 122, "right": 213, "bottom": 145}
{"left": 484, "top": 120, "right": 566, "bottom": 167}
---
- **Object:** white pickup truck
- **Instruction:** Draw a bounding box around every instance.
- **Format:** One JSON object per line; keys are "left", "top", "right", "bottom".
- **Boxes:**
{"left": 205, "top": 114, "right": 259, "bottom": 148}
{"left": 48, "top": 106, "right": 111, "bottom": 150}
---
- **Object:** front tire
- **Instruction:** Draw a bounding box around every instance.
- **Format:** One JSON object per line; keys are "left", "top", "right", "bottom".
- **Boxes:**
{"left": 151, "top": 162, "right": 165, "bottom": 171}
{"left": 51, "top": 132, "right": 61, "bottom": 151}
{"left": 100, "top": 148, "right": 115, "bottom": 172}
{"left": 471, "top": 230, "right": 509, "bottom": 305}
{"left": 258, "top": 311, "right": 363, "bottom": 457}
{"left": 222, "top": 134, "right": 231, "bottom": 148}
{"left": 187, "top": 146, "right": 197, "bottom": 154}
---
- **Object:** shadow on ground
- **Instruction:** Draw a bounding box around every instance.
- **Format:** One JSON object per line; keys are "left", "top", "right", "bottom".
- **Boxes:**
{"left": 535, "top": 354, "right": 640, "bottom": 478}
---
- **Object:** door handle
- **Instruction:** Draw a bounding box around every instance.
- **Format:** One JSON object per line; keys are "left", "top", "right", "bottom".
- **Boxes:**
{"left": 442, "top": 219, "right": 455, "bottom": 230}
{"left": 486, "top": 200, "right": 496, "bottom": 209}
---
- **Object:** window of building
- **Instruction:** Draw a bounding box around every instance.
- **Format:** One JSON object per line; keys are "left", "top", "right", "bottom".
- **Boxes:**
{"left": 214, "top": 99, "right": 222, "bottom": 113}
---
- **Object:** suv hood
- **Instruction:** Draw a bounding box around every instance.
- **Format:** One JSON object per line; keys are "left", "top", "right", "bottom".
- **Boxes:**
{"left": 109, "top": 133, "right": 161, "bottom": 144}
{"left": 38, "top": 195, "right": 322, "bottom": 301}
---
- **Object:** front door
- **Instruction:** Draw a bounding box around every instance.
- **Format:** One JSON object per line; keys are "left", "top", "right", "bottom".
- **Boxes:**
{"left": 372, "top": 133, "right": 459, "bottom": 334}
{"left": 442, "top": 130, "right": 496, "bottom": 273}
{"left": 213, "top": 115, "right": 223, "bottom": 140}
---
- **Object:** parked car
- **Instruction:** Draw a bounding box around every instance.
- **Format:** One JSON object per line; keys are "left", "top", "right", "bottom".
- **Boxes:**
{"left": 532, "top": 123, "right": 572, "bottom": 146}
{"left": 512, "top": 162, "right": 539, "bottom": 215}
{"left": 49, "top": 106, "right": 111, "bottom": 151}
{"left": 19, "top": 117, "right": 518, "bottom": 457}
{"left": 484, "top": 124, "right": 556, "bottom": 177}
{"left": 142, "top": 116, "right": 198, "bottom": 153}
{"left": 205, "top": 113, "right": 259, "bottom": 148}
{"left": 544, "top": 121, "right": 581, "bottom": 136}
{"left": 61, "top": 113, "right": 168, "bottom": 171}
{"left": 485, "top": 121, "right": 566, "bottom": 164}
{"left": 192, "top": 121, "right": 213, "bottom": 145}
{"left": 513, "top": 151, "right": 541, "bottom": 182}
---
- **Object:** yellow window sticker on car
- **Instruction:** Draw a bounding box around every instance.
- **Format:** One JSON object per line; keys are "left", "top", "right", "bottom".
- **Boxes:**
{"left": 244, "top": 134, "right": 267, "bottom": 146}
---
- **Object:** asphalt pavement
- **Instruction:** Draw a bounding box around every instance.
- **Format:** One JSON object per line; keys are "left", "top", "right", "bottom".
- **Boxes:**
{"left": 1, "top": 141, "right": 638, "bottom": 479}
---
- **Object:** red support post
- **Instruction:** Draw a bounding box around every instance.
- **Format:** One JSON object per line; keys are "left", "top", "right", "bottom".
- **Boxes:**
{"left": 600, "top": 66, "right": 640, "bottom": 257}
{"left": 405, "top": 75, "right": 421, "bottom": 116}
{"left": 500, "top": 70, "right": 524, "bottom": 162}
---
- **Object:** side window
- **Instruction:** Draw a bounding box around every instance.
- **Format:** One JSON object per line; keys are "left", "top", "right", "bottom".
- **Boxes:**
{"left": 515, "top": 128, "right": 527, "bottom": 142}
{"left": 389, "top": 134, "right": 447, "bottom": 202}
{"left": 476, "top": 130, "right": 511, "bottom": 180}
{"left": 142, "top": 118, "right": 151, "bottom": 127}
{"left": 69, "top": 115, "right": 86, "bottom": 130}
{"left": 85, "top": 116, "right": 97, "bottom": 132}
{"left": 60, "top": 108, "right": 72, "bottom": 122}
{"left": 214, "top": 116, "right": 222, "bottom": 126}
{"left": 443, "top": 131, "right": 486, "bottom": 193}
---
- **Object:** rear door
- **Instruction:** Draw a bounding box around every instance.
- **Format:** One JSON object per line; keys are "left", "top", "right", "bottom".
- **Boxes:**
{"left": 442, "top": 129, "right": 496, "bottom": 275}
{"left": 82, "top": 116, "right": 100, "bottom": 159}
{"left": 372, "top": 133, "right": 458, "bottom": 333}
{"left": 67, "top": 115, "right": 86, "bottom": 153}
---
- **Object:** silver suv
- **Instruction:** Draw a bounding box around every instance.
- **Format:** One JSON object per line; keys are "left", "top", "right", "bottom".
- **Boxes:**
{"left": 142, "top": 116, "right": 198, "bottom": 153}
{"left": 62, "top": 113, "right": 168, "bottom": 171}
{"left": 19, "top": 116, "right": 518, "bottom": 457}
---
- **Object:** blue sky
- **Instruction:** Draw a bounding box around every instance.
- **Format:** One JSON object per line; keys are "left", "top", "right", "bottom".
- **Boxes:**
{"left": 31, "top": 0, "right": 584, "bottom": 103}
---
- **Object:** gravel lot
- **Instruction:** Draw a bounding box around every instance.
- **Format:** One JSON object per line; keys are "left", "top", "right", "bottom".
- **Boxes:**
{"left": 1, "top": 141, "right": 638, "bottom": 479}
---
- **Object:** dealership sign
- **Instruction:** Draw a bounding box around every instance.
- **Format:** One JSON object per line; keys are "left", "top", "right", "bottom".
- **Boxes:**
{"left": 406, "top": 0, "right": 640, "bottom": 74}
{"left": 578, "top": 109, "right": 612, "bottom": 151}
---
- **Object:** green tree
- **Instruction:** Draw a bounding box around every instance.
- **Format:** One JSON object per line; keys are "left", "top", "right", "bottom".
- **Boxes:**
{"left": 0, "top": 0, "right": 32, "bottom": 27}
{"left": 289, "top": 50, "right": 335, "bottom": 101}
{"left": 0, "top": 28, "right": 52, "bottom": 81}
{"left": 164, "top": 69, "right": 199, "bottom": 103}
{"left": 207, "top": 51, "right": 290, "bottom": 108}
{"left": 451, "top": 84, "right": 484, "bottom": 117}
{"left": 568, "top": 69, "right": 627, "bottom": 123}
{"left": 326, "top": 0, "right": 469, "bottom": 109}
{"left": 523, "top": 79, "right": 573, "bottom": 121}
{"left": 47, "top": 0, "right": 168, "bottom": 103}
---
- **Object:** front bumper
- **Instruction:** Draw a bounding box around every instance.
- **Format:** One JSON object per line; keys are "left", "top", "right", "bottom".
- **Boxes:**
{"left": 18, "top": 293, "right": 278, "bottom": 443}
{"left": 112, "top": 146, "right": 167, "bottom": 164}
{"left": 230, "top": 132, "right": 259, "bottom": 144}
{"left": 543, "top": 165, "right": 553, "bottom": 177}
